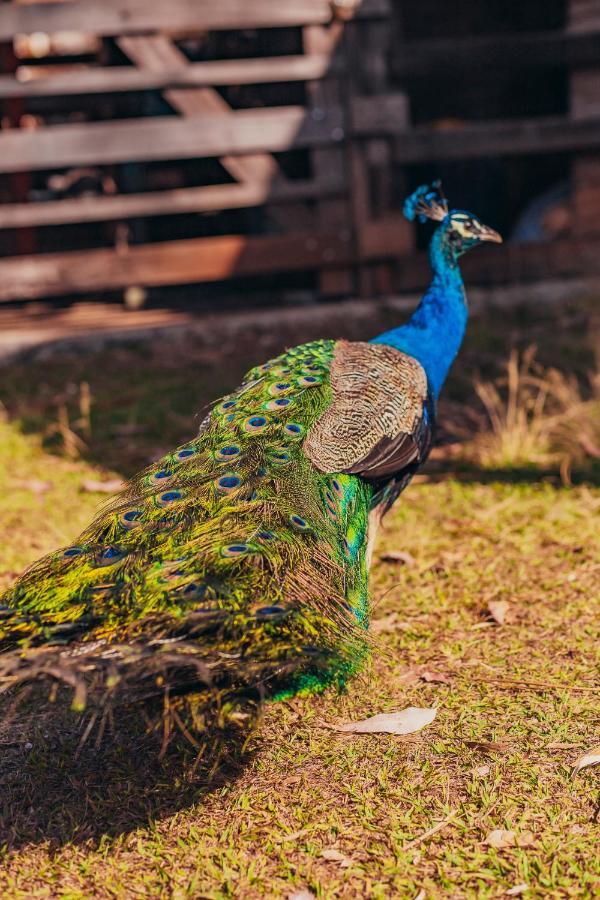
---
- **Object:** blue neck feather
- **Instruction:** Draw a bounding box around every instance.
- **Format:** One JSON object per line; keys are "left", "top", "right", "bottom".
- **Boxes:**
{"left": 370, "top": 227, "right": 467, "bottom": 399}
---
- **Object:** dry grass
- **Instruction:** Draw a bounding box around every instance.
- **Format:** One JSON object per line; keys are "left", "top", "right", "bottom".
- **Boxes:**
{"left": 448, "top": 346, "right": 600, "bottom": 482}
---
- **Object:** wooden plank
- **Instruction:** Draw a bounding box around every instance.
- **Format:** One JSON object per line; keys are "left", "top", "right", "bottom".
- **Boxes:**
{"left": 117, "top": 35, "right": 282, "bottom": 195}
{"left": 392, "top": 30, "right": 600, "bottom": 77}
{"left": 387, "top": 115, "right": 600, "bottom": 164}
{"left": 0, "top": 232, "right": 356, "bottom": 301}
{"left": 0, "top": 55, "right": 335, "bottom": 99}
{"left": 0, "top": 105, "right": 344, "bottom": 174}
{"left": 0, "top": 0, "right": 390, "bottom": 41}
{"left": 0, "top": 175, "right": 345, "bottom": 229}
{"left": 395, "top": 237, "right": 600, "bottom": 291}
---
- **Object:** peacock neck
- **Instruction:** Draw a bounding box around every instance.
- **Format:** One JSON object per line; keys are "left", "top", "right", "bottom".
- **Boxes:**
{"left": 370, "top": 228, "right": 468, "bottom": 399}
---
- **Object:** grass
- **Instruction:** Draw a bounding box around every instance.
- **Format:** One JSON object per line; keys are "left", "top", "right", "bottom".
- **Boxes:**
{"left": 0, "top": 305, "right": 599, "bottom": 898}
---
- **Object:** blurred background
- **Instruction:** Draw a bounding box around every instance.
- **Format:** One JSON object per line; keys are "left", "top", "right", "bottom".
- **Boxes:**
{"left": 0, "top": 0, "right": 599, "bottom": 314}
{"left": 0, "top": 0, "right": 598, "bottom": 496}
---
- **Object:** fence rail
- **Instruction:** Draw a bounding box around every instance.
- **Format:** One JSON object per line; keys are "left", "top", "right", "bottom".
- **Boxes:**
{"left": 0, "top": 0, "right": 600, "bottom": 304}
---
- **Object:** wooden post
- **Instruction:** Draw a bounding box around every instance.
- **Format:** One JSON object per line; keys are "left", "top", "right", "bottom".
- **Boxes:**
{"left": 568, "top": 0, "right": 600, "bottom": 236}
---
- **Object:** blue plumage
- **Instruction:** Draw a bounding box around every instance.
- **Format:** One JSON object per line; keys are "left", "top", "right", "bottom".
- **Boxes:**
{"left": 373, "top": 182, "right": 501, "bottom": 398}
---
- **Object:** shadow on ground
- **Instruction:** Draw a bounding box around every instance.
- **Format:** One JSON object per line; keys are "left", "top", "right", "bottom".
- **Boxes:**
{"left": 0, "top": 299, "right": 596, "bottom": 477}
{"left": 0, "top": 698, "right": 254, "bottom": 850}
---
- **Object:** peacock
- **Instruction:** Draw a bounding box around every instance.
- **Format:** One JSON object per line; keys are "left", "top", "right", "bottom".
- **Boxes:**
{"left": 0, "top": 184, "right": 501, "bottom": 738}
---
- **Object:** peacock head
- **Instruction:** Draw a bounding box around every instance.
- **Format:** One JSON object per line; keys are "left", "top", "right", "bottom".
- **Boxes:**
{"left": 403, "top": 181, "right": 502, "bottom": 257}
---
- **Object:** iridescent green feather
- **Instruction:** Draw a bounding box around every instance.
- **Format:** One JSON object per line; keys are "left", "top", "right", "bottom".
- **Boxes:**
{"left": 0, "top": 339, "right": 374, "bottom": 723}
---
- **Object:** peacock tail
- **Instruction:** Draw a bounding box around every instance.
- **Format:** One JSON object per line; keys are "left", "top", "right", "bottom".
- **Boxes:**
{"left": 0, "top": 339, "right": 374, "bottom": 725}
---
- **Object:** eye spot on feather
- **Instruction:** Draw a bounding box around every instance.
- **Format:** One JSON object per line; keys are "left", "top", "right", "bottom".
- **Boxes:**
{"left": 271, "top": 366, "right": 291, "bottom": 376}
{"left": 156, "top": 489, "right": 183, "bottom": 506}
{"left": 120, "top": 509, "right": 143, "bottom": 529}
{"left": 176, "top": 448, "right": 196, "bottom": 460}
{"left": 283, "top": 422, "right": 303, "bottom": 439}
{"left": 265, "top": 397, "right": 292, "bottom": 411}
{"left": 255, "top": 605, "right": 288, "bottom": 620}
{"left": 148, "top": 469, "right": 173, "bottom": 487}
{"left": 95, "top": 546, "right": 126, "bottom": 566}
{"left": 215, "top": 444, "right": 241, "bottom": 462}
{"left": 63, "top": 546, "right": 84, "bottom": 558}
{"left": 221, "top": 543, "right": 253, "bottom": 559}
{"left": 257, "top": 529, "right": 275, "bottom": 541}
{"left": 215, "top": 473, "right": 242, "bottom": 494}
{"left": 179, "top": 582, "right": 208, "bottom": 601}
{"left": 331, "top": 478, "right": 344, "bottom": 499}
{"left": 297, "top": 375, "right": 321, "bottom": 388}
{"left": 218, "top": 400, "right": 238, "bottom": 415}
{"left": 269, "top": 382, "right": 292, "bottom": 396}
{"left": 268, "top": 449, "right": 291, "bottom": 465}
{"left": 243, "top": 415, "right": 268, "bottom": 434}
{"left": 289, "top": 514, "right": 311, "bottom": 533}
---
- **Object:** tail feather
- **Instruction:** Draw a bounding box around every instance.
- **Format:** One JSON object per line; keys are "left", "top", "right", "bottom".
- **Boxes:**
{"left": 0, "top": 340, "right": 373, "bottom": 735}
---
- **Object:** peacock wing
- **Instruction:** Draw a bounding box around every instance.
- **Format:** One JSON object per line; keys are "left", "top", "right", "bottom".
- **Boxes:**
{"left": 303, "top": 340, "right": 432, "bottom": 480}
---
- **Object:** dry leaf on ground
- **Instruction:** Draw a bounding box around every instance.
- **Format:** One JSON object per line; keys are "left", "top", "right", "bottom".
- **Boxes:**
{"left": 334, "top": 707, "right": 437, "bottom": 735}
{"left": 320, "top": 848, "right": 352, "bottom": 868}
{"left": 472, "top": 765, "right": 491, "bottom": 777}
{"left": 379, "top": 550, "right": 415, "bottom": 566}
{"left": 506, "top": 885, "right": 529, "bottom": 896}
{"left": 288, "top": 891, "right": 316, "bottom": 900}
{"left": 81, "top": 478, "right": 124, "bottom": 494}
{"left": 421, "top": 670, "right": 450, "bottom": 684}
{"left": 572, "top": 742, "right": 600, "bottom": 775}
{"left": 487, "top": 599, "right": 514, "bottom": 625}
{"left": 464, "top": 739, "right": 509, "bottom": 753}
{"left": 484, "top": 829, "right": 535, "bottom": 849}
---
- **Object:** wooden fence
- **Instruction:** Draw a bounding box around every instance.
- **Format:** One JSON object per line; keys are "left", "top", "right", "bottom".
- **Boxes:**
{"left": 0, "top": 0, "right": 600, "bottom": 304}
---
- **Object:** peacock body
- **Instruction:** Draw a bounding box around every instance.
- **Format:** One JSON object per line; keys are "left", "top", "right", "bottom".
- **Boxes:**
{"left": 0, "top": 184, "right": 501, "bottom": 732}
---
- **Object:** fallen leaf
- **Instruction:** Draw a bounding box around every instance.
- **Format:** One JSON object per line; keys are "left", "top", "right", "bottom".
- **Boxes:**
{"left": 320, "top": 848, "right": 352, "bottom": 868}
{"left": 485, "top": 829, "right": 535, "bottom": 849}
{"left": 485, "top": 829, "right": 515, "bottom": 849}
{"left": 506, "top": 884, "right": 529, "bottom": 896}
{"left": 288, "top": 892, "right": 316, "bottom": 900}
{"left": 379, "top": 550, "right": 415, "bottom": 566}
{"left": 572, "top": 742, "right": 600, "bottom": 775}
{"left": 414, "top": 891, "right": 426, "bottom": 900}
{"left": 464, "top": 739, "right": 509, "bottom": 753}
{"left": 547, "top": 741, "right": 583, "bottom": 750}
{"left": 472, "top": 765, "right": 490, "bottom": 777}
{"left": 81, "top": 478, "right": 124, "bottom": 494}
{"left": 487, "top": 599, "right": 513, "bottom": 625}
{"left": 335, "top": 707, "right": 437, "bottom": 735}
{"left": 14, "top": 478, "right": 53, "bottom": 496}
{"left": 421, "top": 670, "right": 450, "bottom": 684}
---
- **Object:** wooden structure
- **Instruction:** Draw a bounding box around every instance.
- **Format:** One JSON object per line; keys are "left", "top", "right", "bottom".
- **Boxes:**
{"left": 1, "top": 0, "right": 600, "bottom": 305}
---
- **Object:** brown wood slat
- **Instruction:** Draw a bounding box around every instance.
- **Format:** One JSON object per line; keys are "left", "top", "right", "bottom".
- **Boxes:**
{"left": 0, "top": 56, "right": 334, "bottom": 99}
{"left": 0, "top": 232, "right": 355, "bottom": 301}
{"left": 392, "top": 30, "right": 600, "bottom": 77}
{"left": 117, "top": 35, "right": 284, "bottom": 194}
{"left": 395, "top": 237, "right": 600, "bottom": 291}
{"left": 0, "top": 175, "right": 345, "bottom": 229}
{"left": 0, "top": 0, "right": 390, "bottom": 41}
{"left": 387, "top": 115, "right": 600, "bottom": 163}
{"left": 0, "top": 106, "right": 344, "bottom": 174}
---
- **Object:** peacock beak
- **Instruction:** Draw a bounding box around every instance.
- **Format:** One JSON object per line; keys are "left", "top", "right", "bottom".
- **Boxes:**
{"left": 479, "top": 225, "right": 503, "bottom": 243}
